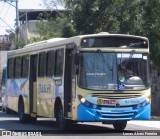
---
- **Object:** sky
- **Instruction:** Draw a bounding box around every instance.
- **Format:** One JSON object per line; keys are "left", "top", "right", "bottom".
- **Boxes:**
{"left": 0, "top": 0, "right": 44, "bottom": 35}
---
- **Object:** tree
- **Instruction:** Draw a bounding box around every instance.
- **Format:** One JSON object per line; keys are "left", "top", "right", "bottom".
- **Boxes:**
{"left": 64, "top": 0, "right": 160, "bottom": 67}
{"left": 36, "top": 0, "right": 77, "bottom": 39}
{"left": 64, "top": 0, "right": 145, "bottom": 35}
{"left": 141, "top": 0, "right": 160, "bottom": 67}
{"left": 40, "top": 0, "right": 160, "bottom": 67}
{"left": 36, "top": 12, "right": 76, "bottom": 39}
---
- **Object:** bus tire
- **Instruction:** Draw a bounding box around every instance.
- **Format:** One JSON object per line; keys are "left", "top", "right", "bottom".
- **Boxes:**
{"left": 6, "top": 107, "right": 11, "bottom": 114}
{"left": 56, "top": 103, "right": 66, "bottom": 130}
{"left": 18, "top": 99, "right": 28, "bottom": 123}
{"left": 113, "top": 121, "right": 127, "bottom": 130}
{"left": 2, "top": 106, "right": 6, "bottom": 112}
{"left": 29, "top": 116, "right": 37, "bottom": 123}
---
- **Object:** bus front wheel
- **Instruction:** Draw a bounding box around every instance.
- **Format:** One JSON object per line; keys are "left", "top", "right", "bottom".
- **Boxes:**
{"left": 113, "top": 121, "right": 127, "bottom": 130}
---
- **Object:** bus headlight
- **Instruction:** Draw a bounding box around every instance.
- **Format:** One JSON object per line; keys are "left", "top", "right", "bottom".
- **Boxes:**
{"left": 78, "top": 95, "right": 86, "bottom": 103}
{"left": 80, "top": 97, "right": 86, "bottom": 103}
{"left": 77, "top": 95, "right": 97, "bottom": 109}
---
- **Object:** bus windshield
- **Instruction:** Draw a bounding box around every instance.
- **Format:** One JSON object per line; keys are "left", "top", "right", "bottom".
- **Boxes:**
{"left": 78, "top": 52, "right": 150, "bottom": 90}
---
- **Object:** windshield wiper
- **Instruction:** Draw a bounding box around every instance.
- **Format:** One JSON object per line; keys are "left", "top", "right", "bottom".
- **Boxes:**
{"left": 119, "top": 41, "right": 146, "bottom": 48}
{"left": 128, "top": 41, "right": 146, "bottom": 48}
{"left": 97, "top": 49, "right": 113, "bottom": 71}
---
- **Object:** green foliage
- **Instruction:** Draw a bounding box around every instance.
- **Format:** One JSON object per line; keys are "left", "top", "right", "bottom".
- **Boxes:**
{"left": 37, "top": 0, "right": 160, "bottom": 67}
{"left": 64, "top": 0, "right": 145, "bottom": 35}
{"left": 36, "top": 12, "right": 77, "bottom": 40}
{"left": 12, "top": 38, "right": 25, "bottom": 49}
{"left": 63, "top": 0, "right": 160, "bottom": 67}
{"left": 29, "top": 37, "right": 42, "bottom": 43}
{"left": 141, "top": 0, "right": 160, "bottom": 67}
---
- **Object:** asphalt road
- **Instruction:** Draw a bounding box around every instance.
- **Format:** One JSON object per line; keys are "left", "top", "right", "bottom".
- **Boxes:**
{"left": 0, "top": 111, "right": 160, "bottom": 138}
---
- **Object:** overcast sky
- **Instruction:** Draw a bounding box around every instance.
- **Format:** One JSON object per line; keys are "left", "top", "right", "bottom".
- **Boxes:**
{"left": 0, "top": 0, "right": 44, "bottom": 35}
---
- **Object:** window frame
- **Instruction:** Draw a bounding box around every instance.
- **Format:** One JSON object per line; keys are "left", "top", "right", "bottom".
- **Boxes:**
{"left": 7, "top": 58, "right": 15, "bottom": 79}
{"left": 21, "top": 55, "right": 29, "bottom": 78}
{"left": 38, "top": 52, "right": 47, "bottom": 77}
{"left": 46, "top": 50, "right": 55, "bottom": 77}
{"left": 54, "top": 49, "right": 64, "bottom": 77}
{"left": 15, "top": 56, "right": 22, "bottom": 78}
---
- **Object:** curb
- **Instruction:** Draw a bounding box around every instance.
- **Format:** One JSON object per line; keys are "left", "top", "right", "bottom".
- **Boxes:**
{"left": 151, "top": 116, "right": 160, "bottom": 121}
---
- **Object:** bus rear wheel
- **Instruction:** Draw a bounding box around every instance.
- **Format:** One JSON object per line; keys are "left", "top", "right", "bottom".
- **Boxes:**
{"left": 18, "top": 99, "right": 28, "bottom": 123}
{"left": 113, "top": 121, "right": 127, "bottom": 130}
{"left": 56, "top": 103, "right": 67, "bottom": 130}
{"left": 6, "top": 107, "right": 11, "bottom": 114}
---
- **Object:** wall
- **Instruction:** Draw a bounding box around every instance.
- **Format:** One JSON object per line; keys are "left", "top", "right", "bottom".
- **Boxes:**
{"left": 19, "top": 21, "right": 40, "bottom": 44}
{"left": 0, "top": 51, "right": 7, "bottom": 84}
{"left": 150, "top": 65, "right": 160, "bottom": 116}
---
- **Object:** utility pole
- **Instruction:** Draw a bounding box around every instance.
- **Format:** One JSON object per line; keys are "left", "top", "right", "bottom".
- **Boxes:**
{"left": 0, "top": 0, "right": 19, "bottom": 40}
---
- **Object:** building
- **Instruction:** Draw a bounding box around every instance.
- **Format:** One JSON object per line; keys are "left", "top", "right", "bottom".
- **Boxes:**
{"left": 0, "top": 51, "right": 7, "bottom": 87}
{"left": 18, "top": 9, "right": 65, "bottom": 44}
{"left": 0, "top": 35, "right": 11, "bottom": 50}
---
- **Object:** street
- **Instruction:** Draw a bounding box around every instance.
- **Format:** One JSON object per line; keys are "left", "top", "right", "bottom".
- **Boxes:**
{"left": 0, "top": 111, "right": 160, "bottom": 137}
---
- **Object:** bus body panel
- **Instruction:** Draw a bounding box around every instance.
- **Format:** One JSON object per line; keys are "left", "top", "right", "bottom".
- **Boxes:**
{"left": 37, "top": 77, "right": 55, "bottom": 117}
{"left": 75, "top": 87, "right": 151, "bottom": 121}
{"left": 77, "top": 97, "right": 151, "bottom": 121}
{"left": 36, "top": 77, "right": 64, "bottom": 118}
{"left": 6, "top": 79, "right": 29, "bottom": 112}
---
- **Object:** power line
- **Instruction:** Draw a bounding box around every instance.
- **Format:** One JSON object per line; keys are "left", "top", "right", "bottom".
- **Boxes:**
{"left": 0, "top": 4, "right": 10, "bottom": 26}
{"left": 0, "top": 0, "right": 18, "bottom": 38}
{"left": 0, "top": 3, "right": 5, "bottom": 25}
{"left": 0, "top": 2, "right": 5, "bottom": 19}
{"left": 0, "top": 25, "right": 14, "bottom": 27}
{"left": 0, "top": 16, "right": 15, "bottom": 32}
{"left": 3, "top": 4, "right": 10, "bottom": 19}
{"left": 0, "top": 0, "right": 17, "bottom": 2}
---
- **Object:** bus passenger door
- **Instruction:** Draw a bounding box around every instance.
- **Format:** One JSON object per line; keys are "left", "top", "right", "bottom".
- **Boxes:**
{"left": 29, "top": 54, "right": 38, "bottom": 114}
{"left": 64, "top": 48, "right": 76, "bottom": 118}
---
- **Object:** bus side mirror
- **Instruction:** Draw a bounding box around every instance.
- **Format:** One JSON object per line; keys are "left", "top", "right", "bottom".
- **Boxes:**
{"left": 74, "top": 53, "right": 80, "bottom": 74}
{"left": 74, "top": 53, "right": 79, "bottom": 65}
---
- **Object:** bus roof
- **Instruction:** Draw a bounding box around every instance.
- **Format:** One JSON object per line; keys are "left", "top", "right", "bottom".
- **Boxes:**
{"left": 8, "top": 33, "right": 149, "bottom": 56}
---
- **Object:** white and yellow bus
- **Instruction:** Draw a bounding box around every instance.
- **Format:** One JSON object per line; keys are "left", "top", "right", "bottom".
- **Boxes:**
{"left": 4, "top": 33, "right": 150, "bottom": 130}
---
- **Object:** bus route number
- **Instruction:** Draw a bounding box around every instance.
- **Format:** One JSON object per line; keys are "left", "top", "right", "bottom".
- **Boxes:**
{"left": 38, "top": 83, "right": 51, "bottom": 93}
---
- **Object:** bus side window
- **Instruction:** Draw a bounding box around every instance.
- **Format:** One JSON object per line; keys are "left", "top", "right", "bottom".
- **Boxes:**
{"left": 54, "top": 49, "right": 64, "bottom": 77}
{"left": 38, "top": 52, "right": 47, "bottom": 77}
{"left": 15, "top": 57, "right": 22, "bottom": 78}
{"left": 7, "top": 58, "right": 15, "bottom": 79}
{"left": 22, "top": 55, "right": 29, "bottom": 78}
{"left": 47, "top": 50, "right": 55, "bottom": 77}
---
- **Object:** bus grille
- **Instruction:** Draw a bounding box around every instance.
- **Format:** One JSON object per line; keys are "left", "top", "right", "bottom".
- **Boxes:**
{"left": 92, "top": 94, "right": 141, "bottom": 99}
{"left": 96, "top": 109, "right": 137, "bottom": 120}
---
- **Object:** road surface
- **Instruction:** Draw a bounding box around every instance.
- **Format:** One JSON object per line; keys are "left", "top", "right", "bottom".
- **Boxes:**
{"left": 0, "top": 111, "right": 160, "bottom": 138}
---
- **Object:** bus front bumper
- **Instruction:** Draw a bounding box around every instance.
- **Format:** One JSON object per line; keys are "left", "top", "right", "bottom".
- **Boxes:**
{"left": 77, "top": 103, "right": 151, "bottom": 121}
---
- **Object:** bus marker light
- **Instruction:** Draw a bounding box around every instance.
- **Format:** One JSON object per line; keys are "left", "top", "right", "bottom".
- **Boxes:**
{"left": 93, "top": 104, "right": 97, "bottom": 109}
{"left": 137, "top": 104, "right": 140, "bottom": 109}
{"left": 142, "top": 101, "right": 146, "bottom": 106}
